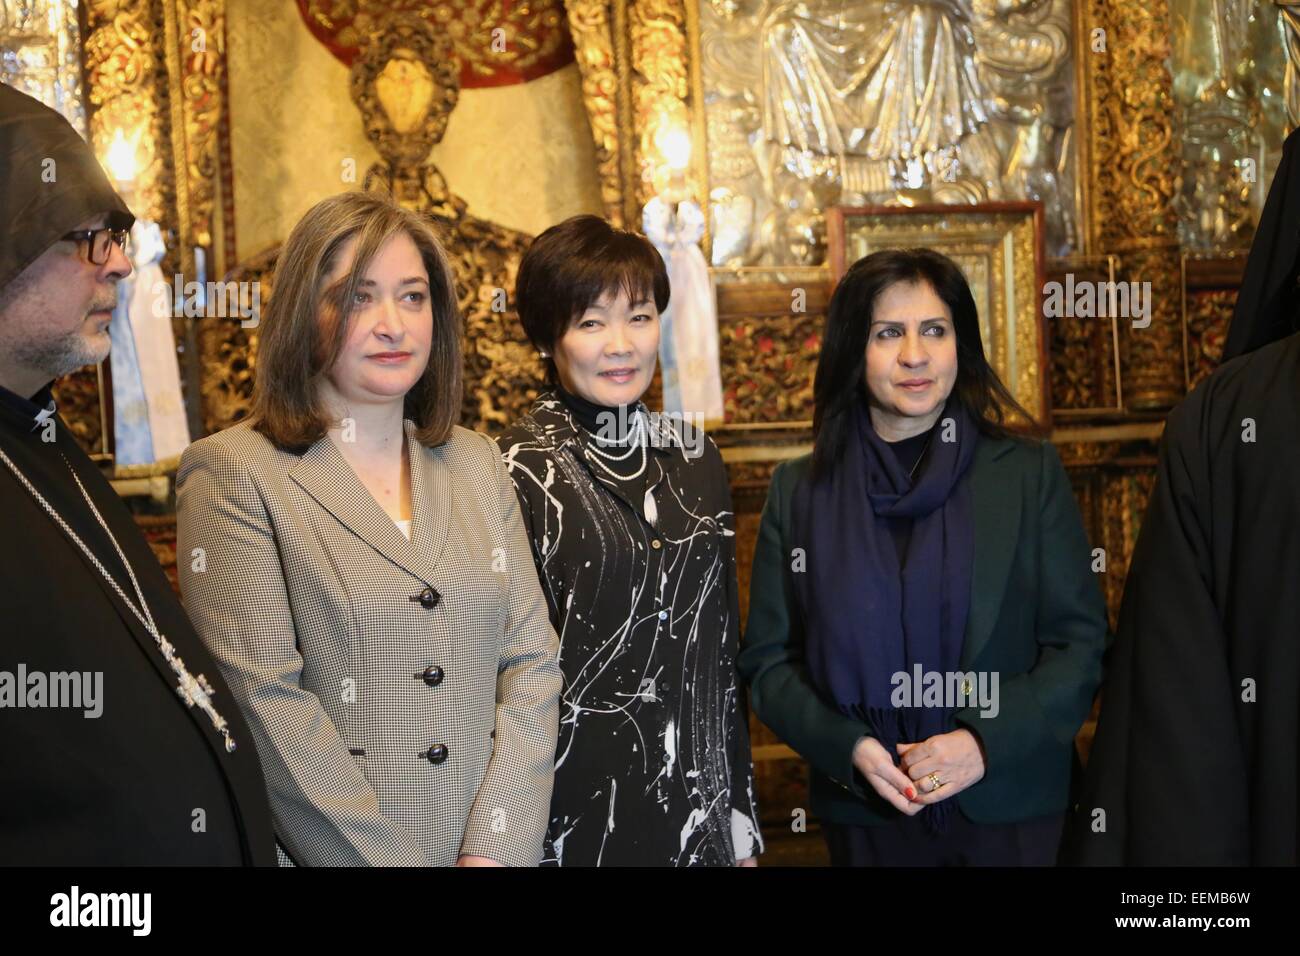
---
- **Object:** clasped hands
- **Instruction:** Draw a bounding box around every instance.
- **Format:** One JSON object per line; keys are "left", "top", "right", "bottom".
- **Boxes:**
{"left": 851, "top": 728, "right": 986, "bottom": 816}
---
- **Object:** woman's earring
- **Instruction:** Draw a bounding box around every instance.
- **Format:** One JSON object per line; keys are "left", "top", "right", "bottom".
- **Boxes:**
{"left": 538, "top": 350, "right": 550, "bottom": 359}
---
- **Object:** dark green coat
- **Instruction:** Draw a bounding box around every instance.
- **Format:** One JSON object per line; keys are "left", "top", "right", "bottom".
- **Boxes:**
{"left": 738, "top": 436, "right": 1106, "bottom": 827}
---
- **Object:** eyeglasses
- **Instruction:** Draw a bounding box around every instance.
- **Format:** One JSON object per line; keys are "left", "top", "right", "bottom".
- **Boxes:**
{"left": 61, "top": 227, "right": 130, "bottom": 265}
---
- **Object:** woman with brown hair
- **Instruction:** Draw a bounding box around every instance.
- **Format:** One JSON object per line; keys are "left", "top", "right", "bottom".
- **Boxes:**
{"left": 176, "top": 190, "right": 561, "bottom": 867}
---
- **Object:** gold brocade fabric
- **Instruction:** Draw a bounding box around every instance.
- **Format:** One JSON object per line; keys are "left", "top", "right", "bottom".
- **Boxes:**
{"left": 295, "top": 0, "right": 574, "bottom": 86}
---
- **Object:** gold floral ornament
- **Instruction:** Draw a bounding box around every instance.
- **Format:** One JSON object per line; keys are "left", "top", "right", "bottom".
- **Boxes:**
{"left": 350, "top": 15, "right": 462, "bottom": 205}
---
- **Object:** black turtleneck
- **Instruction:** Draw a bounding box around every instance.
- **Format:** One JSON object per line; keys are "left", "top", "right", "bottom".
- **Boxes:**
{"left": 556, "top": 383, "right": 620, "bottom": 434}
{"left": 887, "top": 427, "right": 932, "bottom": 477}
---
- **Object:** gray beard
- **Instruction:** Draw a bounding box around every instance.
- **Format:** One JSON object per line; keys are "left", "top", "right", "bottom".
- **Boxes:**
{"left": 11, "top": 325, "right": 111, "bottom": 382}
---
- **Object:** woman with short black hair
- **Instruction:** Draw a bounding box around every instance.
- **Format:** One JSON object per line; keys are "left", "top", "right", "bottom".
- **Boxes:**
{"left": 740, "top": 248, "right": 1105, "bottom": 866}
{"left": 498, "top": 214, "right": 763, "bottom": 866}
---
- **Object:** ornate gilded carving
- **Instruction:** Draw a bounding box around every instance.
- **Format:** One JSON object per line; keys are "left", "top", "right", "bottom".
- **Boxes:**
{"left": 1048, "top": 258, "right": 1122, "bottom": 413}
{"left": 84, "top": 0, "right": 173, "bottom": 225}
{"left": 350, "top": 13, "right": 462, "bottom": 185}
{"left": 1055, "top": 448, "right": 1159, "bottom": 627}
{"left": 51, "top": 369, "right": 107, "bottom": 457}
{"left": 168, "top": 0, "right": 227, "bottom": 251}
{"left": 568, "top": 0, "right": 635, "bottom": 226}
{"left": 1077, "top": 0, "right": 1184, "bottom": 411}
{"left": 295, "top": 0, "right": 574, "bottom": 85}
{"left": 1099, "top": 465, "right": 1159, "bottom": 627}
{"left": 1184, "top": 288, "right": 1237, "bottom": 390}
{"left": 718, "top": 311, "right": 821, "bottom": 425}
{"left": 567, "top": 0, "right": 697, "bottom": 225}
{"left": 629, "top": 0, "right": 691, "bottom": 209}
{"left": 196, "top": 244, "right": 272, "bottom": 435}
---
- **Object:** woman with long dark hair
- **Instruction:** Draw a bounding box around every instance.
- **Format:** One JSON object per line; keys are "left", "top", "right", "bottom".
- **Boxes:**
{"left": 739, "top": 248, "right": 1105, "bottom": 866}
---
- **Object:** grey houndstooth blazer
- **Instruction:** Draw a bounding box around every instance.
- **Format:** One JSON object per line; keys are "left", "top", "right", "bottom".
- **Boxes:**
{"left": 175, "top": 419, "right": 561, "bottom": 867}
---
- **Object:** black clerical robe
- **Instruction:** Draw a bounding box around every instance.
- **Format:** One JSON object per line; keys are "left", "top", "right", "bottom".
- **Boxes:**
{"left": 1066, "top": 332, "right": 1300, "bottom": 865}
{"left": 0, "top": 388, "right": 276, "bottom": 865}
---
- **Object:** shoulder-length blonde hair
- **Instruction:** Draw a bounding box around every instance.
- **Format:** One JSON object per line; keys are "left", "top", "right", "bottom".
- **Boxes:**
{"left": 251, "top": 190, "right": 462, "bottom": 452}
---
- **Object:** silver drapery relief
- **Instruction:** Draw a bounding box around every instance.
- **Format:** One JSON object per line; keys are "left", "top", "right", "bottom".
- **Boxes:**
{"left": 701, "top": 0, "right": 1079, "bottom": 265}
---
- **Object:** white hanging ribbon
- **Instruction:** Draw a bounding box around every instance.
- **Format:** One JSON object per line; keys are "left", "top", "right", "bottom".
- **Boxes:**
{"left": 642, "top": 197, "right": 724, "bottom": 424}
{"left": 110, "top": 220, "right": 189, "bottom": 467}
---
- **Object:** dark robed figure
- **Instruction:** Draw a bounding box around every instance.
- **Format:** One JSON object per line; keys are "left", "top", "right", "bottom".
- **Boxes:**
{"left": 0, "top": 85, "right": 274, "bottom": 864}
{"left": 1068, "top": 128, "right": 1300, "bottom": 866}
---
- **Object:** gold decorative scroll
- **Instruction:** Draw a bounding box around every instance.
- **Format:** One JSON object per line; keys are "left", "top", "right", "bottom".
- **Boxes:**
{"left": 567, "top": 0, "right": 634, "bottom": 226}
{"left": 567, "top": 0, "right": 700, "bottom": 226}
{"left": 1076, "top": 0, "right": 1184, "bottom": 411}
{"left": 165, "top": 0, "right": 228, "bottom": 255}
{"left": 629, "top": 0, "right": 691, "bottom": 210}
{"left": 1184, "top": 287, "right": 1237, "bottom": 391}
{"left": 295, "top": 0, "right": 574, "bottom": 85}
{"left": 84, "top": 0, "right": 173, "bottom": 226}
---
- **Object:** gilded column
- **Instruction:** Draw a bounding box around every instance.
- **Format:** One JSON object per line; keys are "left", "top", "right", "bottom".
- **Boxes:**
{"left": 164, "top": 0, "right": 229, "bottom": 270}
{"left": 84, "top": 0, "right": 173, "bottom": 226}
{"left": 1078, "top": 0, "right": 1184, "bottom": 410}
{"left": 567, "top": 0, "right": 634, "bottom": 226}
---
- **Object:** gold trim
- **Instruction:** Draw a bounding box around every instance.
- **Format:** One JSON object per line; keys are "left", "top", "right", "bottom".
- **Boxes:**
{"left": 162, "top": 0, "right": 195, "bottom": 281}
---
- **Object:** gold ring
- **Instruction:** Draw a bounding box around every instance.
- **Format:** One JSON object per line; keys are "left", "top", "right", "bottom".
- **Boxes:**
{"left": 928, "top": 772, "right": 943, "bottom": 791}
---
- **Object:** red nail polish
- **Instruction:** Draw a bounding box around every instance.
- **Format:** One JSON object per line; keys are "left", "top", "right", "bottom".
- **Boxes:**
{"left": 905, "top": 787, "right": 916, "bottom": 800}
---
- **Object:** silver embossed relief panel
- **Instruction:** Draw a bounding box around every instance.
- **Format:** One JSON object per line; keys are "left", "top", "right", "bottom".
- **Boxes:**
{"left": 701, "top": 0, "right": 1080, "bottom": 266}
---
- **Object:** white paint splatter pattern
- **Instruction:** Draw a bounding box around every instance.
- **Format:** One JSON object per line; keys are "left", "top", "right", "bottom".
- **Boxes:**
{"left": 497, "top": 395, "right": 762, "bottom": 866}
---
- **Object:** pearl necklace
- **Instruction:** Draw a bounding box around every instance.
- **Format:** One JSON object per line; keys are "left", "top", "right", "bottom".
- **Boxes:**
{"left": 0, "top": 444, "right": 237, "bottom": 753}
{"left": 584, "top": 407, "right": 649, "bottom": 481}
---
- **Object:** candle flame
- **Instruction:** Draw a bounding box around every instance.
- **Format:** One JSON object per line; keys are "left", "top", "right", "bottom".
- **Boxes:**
{"left": 105, "top": 129, "right": 138, "bottom": 184}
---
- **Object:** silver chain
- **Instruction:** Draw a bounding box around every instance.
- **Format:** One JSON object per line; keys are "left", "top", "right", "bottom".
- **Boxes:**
{"left": 0, "top": 443, "right": 236, "bottom": 753}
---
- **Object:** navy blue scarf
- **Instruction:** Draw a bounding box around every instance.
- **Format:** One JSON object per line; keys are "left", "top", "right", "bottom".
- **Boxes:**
{"left": 791, "top": 395, "right": 977, "bottom": 830}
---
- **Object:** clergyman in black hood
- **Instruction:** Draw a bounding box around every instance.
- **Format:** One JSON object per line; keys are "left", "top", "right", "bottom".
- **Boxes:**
{"left": 0, "top": 83, "right": 275, "bottom": 865}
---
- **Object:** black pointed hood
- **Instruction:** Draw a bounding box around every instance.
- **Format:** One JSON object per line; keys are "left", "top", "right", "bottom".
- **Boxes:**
{"left": 0, "top": 84, "right": 134, "bottom": 293}
{"left": 1224, "top": 127, "right": 1300, "bottom": 361}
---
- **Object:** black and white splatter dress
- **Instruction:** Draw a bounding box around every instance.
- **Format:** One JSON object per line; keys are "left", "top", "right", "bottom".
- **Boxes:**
{"left": 496, "top": 391, "right": 762, "bottom": 866}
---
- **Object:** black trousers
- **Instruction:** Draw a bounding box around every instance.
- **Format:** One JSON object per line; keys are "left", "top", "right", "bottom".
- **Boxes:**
{"left": 823, "top": 809, "right": 1065, "bottom": 867}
